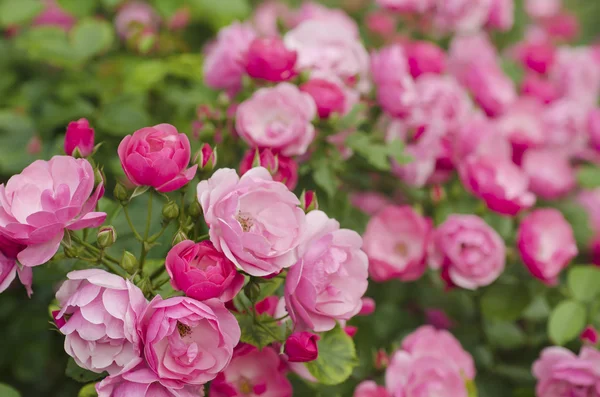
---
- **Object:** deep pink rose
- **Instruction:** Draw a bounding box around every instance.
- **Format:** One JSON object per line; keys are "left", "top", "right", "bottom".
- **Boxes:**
{"left": 166, "top": 240, "right": 244, "bottom": 302}
{"left": 430, "top": 215, "right": 505, "bottom": 289}
{"left": 405, "top": 41, "right": 446, "bottom": 78}
{"left": 300, "top": 79, "right": 346, "bottom": 119}
{"left": 118, "top": 124, "right": 197, "bottom": 193}
{"left": 354, "top": 381, "right": 390, "bottom": 397}
{"left": 114, "top": 1, "right": 160, "bottom": 39}
{"left": 582, "top": 326, "right": 599, "bottom": 345}
{"left": 239, "top": 149, "right": 299, "bottom": 191}
{"left": 64, "top": 118, "right": 94, "bottom": 157}
{"left": 139, "top": 296, "right": 240, "bottom": 385}
{"left": 433, "top": 0, "right": 492, "bottom": 33}
{"left": 245, "top": 37, "right": 297, "bottom": 82}
{"left": 522, "top": 149, "right": 575, "bottom": 200}
{"left": 401, "top": 325, "right": 476, "bottom": 379}
{"left": 0, "top": 156, "right": 105, "bottom": 267}
{"left": 521, "top": 73, "right": 560, "bottom": 104}
{"left": 589, "top": 108, "right": 600, "bottom": 152}
{"left": 236, "top": 83, "right": 316, "bottom": 157}
{"left": 210, "top": 345, "right": 292, "bottom": 397}
{"left": 514, "top": 40, "right": 556, "bottom": 74}
{"left": 550, "top": 47, "right": 600, "bottom": 106}
{"left": 55, "top": 269, "right": 147, "bottom": 374}
{"left": 486, "top": 0, "right": 514, "bottom": 31}
{"left": 371, "top": 45, "right": 417, "bottom": 117}
{"left": 204, "top": 23, "right": 257, "bottom": 94}
{"left": 33, "top": 0, "right": 75, "bottom": 32}
{"left": 285, "top": 331, "right": 320, "bottom": 362}
{"left": 517, "top": 209, "right": 577, "bottom": 285}
{"left": 363, "top": 205, "right": 432, "bottom": 282}
{"left": 197, "top": 168, "right": 305, "bottom": 277}
{"left": 0, "top": 235, "right": 30, "bottom": 296}
{"left": 525, "top": 0, "right": 561, "bottom": 19}
{"left": 495, "top": 99, "right": 544, "bottom": 164}
{"left": 291, "top": 2, "right": 359, "bottom": 38}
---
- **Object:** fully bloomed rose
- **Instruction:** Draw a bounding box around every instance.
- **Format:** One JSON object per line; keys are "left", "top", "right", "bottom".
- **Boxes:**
{"left": 64, "top": 118, "right": 94, "bottom": 157}
{"left": 236, "top": 83, "right": 316, "bottom": 157}
{"left": 0, "top": 156, "right": 105, "bottom": 267}
{"left": 522, "top": 149, "right": 575, "bottom": 200}
{"left": 55, "top": 269, "right": 147, "bottom": 374}
{"left": 197, "top": 168, "right": 305, "bottom": 277}
{"left": 354, "top": 381, "right": 390, "bottom": 397}
{"left": 433, "top": 0, "right": 492, "bottom": 33}
{"left": 0, "top": 235, "right": 30, "bottom": 296}
{"left": 430, "top": 215, "right": 505, "bottom": 289}
{"left": 363, "top": 205, "right": 432, "bottom": 282}
{"left": 139, "top": 296, "right": 240, "bottom": 385}
{"left": 118, "top": 124, "right": 197, "bottom": 193}
{"left": 210, "top": 345, "right": 292, "bottom": 397}
{"left": 165, "top": 240, "right": 244, "bottom": 302}
{"left": 517, "top": 209, "right": 577, "bottom": 285}
{"left": 245, "top": 37, "right": 297, "bottom": 82}
{"left": 114, "top": 1, "right": 160, "bottom": 39}
{"left": 285, "top": 210, "right": 368, "bottom": 332}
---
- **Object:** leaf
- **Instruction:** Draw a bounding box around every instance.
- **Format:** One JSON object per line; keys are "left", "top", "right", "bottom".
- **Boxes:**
{"left": 235, "top": 313, "right": 284, "bottom": 349}
{"left": 0, "top": 0, "right": 43, "bottom": 26}
{"left": 501, "top": 58, "right": 524, "bottom": 85}
{"left": 97, "top": 95, "right": 151, "bottom": 136}
{"left": 556, "top": 201, "right": 593, "bottom": 248}
{"left": 466, "top": 379, "right": 478, "bottom": 397}
{"left": 577, "top": 165, "right": 600, "bottom": 189}
{"left": 57, "top": 0, "right": 98, "bottom": 17}
{"left": 71, "top": 18, "right": 115, "bottom": 60}
{"left": 0, "top": 383, "right": 21, "bottom": 397}
{"left": 255, "top": 277, "right": 283, "bottom": 303}
{"left": 189, "top": 0, "right": 251, "bottom": 29}
{"left": 306, "top": 325, "right": 357, "bottom": 385}
{"left": 484, "top": 321, "right": 526, "bottom": 349}
{"left": 480, "top": 283, "right": 530, "bottom": 322}
{"left": 548, "top": 300, "right": 587, "bottom": 345}
{"left": 131, "top": 186, "right": 150, "bottom": 199}
{"left": 124, "top": 60, "right": 167, "bottom": 93}
{"left": 388, "top": 139, "right": 411, "bottom": 164}
{"left": 66, "top": 358, "right": 106, "bottom": 383}
{"left": 336, "top": 103, "right": 367, "bottom": 131}
{"left": 313, "top": 161, "right": 338, "bottom": 198}
{"left": 568, "top": 266, "right": 600, "bottom": 302}
{"left": 15, "top": 27, "right": 79, "bottom": 67}
{"left": 78, "top": 383, "right": 98, "bottom": 397}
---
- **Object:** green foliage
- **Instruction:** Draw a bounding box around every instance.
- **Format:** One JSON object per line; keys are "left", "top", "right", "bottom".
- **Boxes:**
{"left": 577, "top": 165, "right": 600, "bottom": 189}
{"left": 548, "top": 300, "right": 587, "bottom": 345}
{"left": 0, "top": 0, "right": 43, "bottom": 26}
{"left": 77, "top": 383, "right": 99, "bottom": 397}
{"left": 481, "top": 284, "right": 530, "bottom": 322}
{"left": 65, "top": 358, "right": 106, "bottom": 383}
{"left": 568, "top": 266, "right": 600, "bottom": 302}
{"left": 0, "top": 383, "right": 21, "bottom": 397}
{"left": 306, "top": 325, "right": 358, "bottom": 385}
{"left": 345, "top": 132, "right": 410, "bottom": 171}
{"left": 236, "top": 313, "right": 286, "bottom": 349}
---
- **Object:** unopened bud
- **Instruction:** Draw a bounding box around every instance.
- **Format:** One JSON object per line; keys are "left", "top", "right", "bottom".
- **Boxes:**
{"left": 172, "top": 230, "right": 188, "bottom": 246}
{"left": 300, "top": 190, "right": 318, "bottom": 213}
{"left": 193, "top": 143, "right": 217, "bottom": 170}
{"left": 114, "top": 182, "right": 129, "bottom": 202}
{"left": 121, "top": 251, "right": 138, "bottom": 274}
{"left": 374, "top": 349, "right": 389, "bottom": 370}
{"left": 162, "top": 201, "right": 180, "bottom": 220}
{"left": 244, "top": 281, "right": 261, "bottom": 303}
{"left": 97, "top": 226, "right": 117, "bottom": 248}
{"left": 94, "top": 167, "right": 106, "bottom": 187}
{"left": 581, "top": 326, "right": 599, "bottom": 345}
{"left": 188, "top": 200, "right": 201, "bottom": 217}
{"left": 430, "top": 185, "right": 446, "bottom": 204}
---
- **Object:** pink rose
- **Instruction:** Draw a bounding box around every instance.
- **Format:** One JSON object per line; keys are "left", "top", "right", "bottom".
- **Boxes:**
{"left": 578, "top": 189, "right": 600, "bottom": 234}
{"left": 525, "top": 0, "right": 561, "bottom": 19}
{"left": 245, "top": 37, "right": 297, "bottom": 82}
{"left": 292, "top": 2, "right": 359, "bottom": 38}
{"left": 204, "top": 23, "right": 257, "bottom": 94}
{"left": 366, "top": 12, "right": 397, "bottom": 37}
{"left": 55, "top": 269, "right": 147, "bottom": 374}
{"left": 350, "top": 191, "right": 391, "bottom": 215}
{"left": 521, "top": 73, "right": 560, "bottom": 104}
{"left": 401, "top": 325, "right": 476, "bottom": 379}
{"left": 589, "top": 108, "right": 600, "bottom": 152}
{"left": 284, "top": 331, "right": 320, "bottom": 362}
{"left": 433, "top": 0, "right": 492, "bottom": 33}
{"left": 285, "top": 210, "right": 368, "bottom": 332}
{"left": 376, "top": 0, "right": 432, "bottom": 13}
{"left": 582, "top": 326, "right": 599, "bottom": 344}
{"left": 239, "top": 149, "right": 299, "bottom": 191}
{"left": 118, "top": 124, "right": 197, "bottom": 193}
{"left": 300, "top": 79, "right": 346, "bottom": 119}
{"left": 453, "top": 114, "right": 511, "bottom": 163}
{"left": 252, "top": 2, "right": 292, "bottom": 36}
{"left": 517, "top": 208, "right": 577, "bottom": 285}
{"left": 354, "top": 381, "right": 390, "bottom": 397}
{"left": 550, "top": 47, "right": 600, "bottom": 106}
{"left": 165, "top": 240, "right": 244, "bottom": 302}
{"left": 405, "top": 41, "right": 447, "bottom": 78}
{"left": 139, "top": 296, "right": 240, "bottom": 385}
{"left": 430, "top": 215, "right": 505, "bottom": 289}
{"left": 522, "top": 149, "right": 575, "bottom": 200}
{"left": 197, "top": 168, "right": 305, "bottom": 277}
{"left": 210, "top": 345, "right": 292, "bottom": 397}
{"left": 0, "top": 156, "right": 105, "bottom": 267}
{"left": 33, "top": 0, "right": 75, "bottom": 32}
{"left": 371, "top": 45, "right": 417, "bottom": 117}
{"left": 542, "top": 98, "right": 589, "bottom": 156}
{"left": 363, "top": 205, "right": 432, "bottom": 282}
{"left": 114, "top": 1, "right": 160, "bottom": 39}
{"left": 236, "top": 83, "right": 316, "bottom": 157}
{"left": 64, "top": 118, "right": 94, "bottom": 157}
{"left": 486, "top": 0, "right": 514, "bottom": 31}
{"left": 0, "top": 235, "right": 30, "bottom": 296}
{"left": 514, "top": 40, "right": 556, "bottom": 74}
{"left": 495, "top": 99, "right": 544, "bottom": 164}
{"left": 543, "top": 12, "right": 579, "bottom": 41}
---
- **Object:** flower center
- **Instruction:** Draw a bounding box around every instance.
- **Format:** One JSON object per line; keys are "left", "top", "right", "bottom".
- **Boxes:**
{"left": 177, "top": 321, "right": 191, "bottom": 337}
{"left": 395, "top": 242, "right": 408, "bottom": 256}
{"left": 239, "top": 377, "right": 253, "bottom": 394}
{"left": 236, "top": 212, "right": 254, "bottom": 232}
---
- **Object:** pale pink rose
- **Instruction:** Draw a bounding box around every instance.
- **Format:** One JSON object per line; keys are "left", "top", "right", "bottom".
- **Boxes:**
{"left": 550, "top": 47, "right": 600, "bottom": 106}
{"left": 525, "top": 0, "right": 561, "bottom": 19}
{"left": 235, "top": 83, "right": 316, "bottom": 157}
{"left": 139, "top": 296, "right": 240, "bottom": 385}
{"left": 371, "top": 45, "right": 417, "bottom": 117}
{"left": 486, "top": 0, "right": 514, "bottom": 30}
{"left": 405, "top": 41, "right": 446, "bottom": 78}
{"left": 376, "top": 0, "right": 432, "bottom": 13}
{"left": 453, "top": 113, "right": 512, "bottom": 163}
{"left": 401, "top": 325, "right": 476, "bottom": 379}
{"left": 430, "top": 215, "right": 506, "bottom": 289}
{"left": 363, "top": 205, "right": 432, "bottom": 282}
{"left": 0, "top": 235, "right": 30, "bottom": 296}
{"left": 354, "top": 381, "right": 390, "bottom": 397}
{"left": 0, "top": 156, "right": 105, "bottom": 267}
{"left": 291, "top": 2, "right": 359, "bottom": 37}
{"left": 521, "top": 73, "right": 560, "bottom": 104}
{"left": 433, "top": 0, "right": 492, "bottom": 33}
{"left": 33, "top": 0, "right": 75, "bottom": 32}
{"left": 542, "top": 98, "right": 589, "bottom": 156}
{"left": 588, "top": 108, "right": 600, "bottom": 152}
{"left": 118, "top": 124, "right": 197, "bottom": 193}
{"left": 210, "top": 345, "right": 292, "bottom": 397}
{"left": 197, "top": 168, "right": 305, "bottom": 277}
{"left": 385, "top": 351, "right": 468, "bottom": 397}
{"left": 495, "top": 99, "right": 545, "bottom": 164}
{"left": 517, "top": 208, "right": 577, "bottom": 285}
{"left": 203, "top": 23, "right": 257, "bottom": 94}
{"left": 55, "top": 269, "right": 147, "bottom": 374}
{"left": 114, "top": 1, "right": 160, "bottom": 39}
{"left": 285, "top": 210, "right": 368, "bottom": 332}
{"left": 522, "top": 149, "right": 575, "bottom": 199}
{"left": 350, "top": 192, "right": 391, "bottom": 215}
{"left": 578, "top": 189, "right": 600, "bottom": 233}
{"left": 252, "top": 1, "right": 292, "bottom": 36}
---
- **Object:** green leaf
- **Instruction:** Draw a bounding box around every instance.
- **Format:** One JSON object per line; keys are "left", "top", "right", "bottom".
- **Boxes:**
{"left": 306, "top": 325, "right": 357, "bottom": 385}
{"left": 466, "top": 379, "right": 478, "bottom": 397}
{"left": 78, "top": 383, "right": 98, "bottom": 397}
{"left": 313, "top": 161, "right": 338, "bottom": 198}
{"left": 568, "top": 266, "right": 600, "bottom": 302}
{"left": 481, "top": 283, "right": 530, "bottom": 322}
{"left": 577, "top": 165, "right": 600, "bottom": 189}
{"left": 235, "top": 313, "right": 284, "bottom": 349}
{"left": 66, "top": 358, "right": 107, "bottom": 383}
{"left": 189, "top": 0, "right": 250, "bottom": 29}
{"left": 0, "top": 383, "right": 21, "bottom": 397}
{"left": 548, "top": 300, "right": 587, "bottom": 345}
{"left": 501, "top": 58, "right": 524, "bottom": 85}
{"left": 484, "top": 321, "right": 526, "bottom": 349}
{"left": 100, "top": 0, "right": 123, "bottom": 10}
{"left": 388, "top": 139, "right": 411, "bottom": 164}
{"left": 124, "top": 60, "right": 168, "bottom": 93}
{"left": 336, "top": 103, "right": 366, "bottom": 131}
{"left": 97, "top": 95, "right": 151, "bottom": 136}
{"left": 131, "top": 185, "right": 150, "bottom": 199}
{"left": 556, "top": 201, "right": 593, "bottom": 248}
{"left": 57, "top": 0, "right": 97, "bottom": 17}
{"left": 254, "top": 277, "right": 283, "bottom": 303}
{"left": 71, "top": 18, "right": 114, "bottom": 60}
{"left": 16, "top": 27, "right": 79, "bottom": 67}
{"left": 0, "top": 0, "right": 43, "bottom": 26}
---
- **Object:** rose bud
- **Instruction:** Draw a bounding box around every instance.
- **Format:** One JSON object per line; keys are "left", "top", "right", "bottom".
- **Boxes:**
{"left": 300, "top": 78, "right": 346, "bottom": 119}
{"left": 252, "top": 148, "right": 279, "bottom": 175}
{"left": 120, "top": 250, "right": 138, "bottom": 274}
{"left": 581, "top": 326, "right": 599, "bottom": 344}
{"left": 245, "top": 37, "right": 297, "bottom": 82}
{"left": 114, "top": 1, "right": 160, "bottom": 40}
{"left": 64, "top": 118, "right": 94, "bottom": 157}
{"left": 161, "top": 201, "right": 180, "bottom": 220}
{"left": 374, "top": 349, "right": 389, "bottom": 370}
{"left": 193, "top": 143, "right": 217, "bottom": 170}
{"left": 344, "top": 326, "right": 358, "bottom": 338}
{"left": 171, "top": 230, "right": 188, "bottom": 246}
{"left": 285, "top": 332, "right": 320, "bottom": 363}
{"left": 300, "top": 190, "right": 318, "bottom": 213}
{"left": 239, "top": 149, "right": 299, "bottom": 190}
{"left": 359, "top": 297, "right": 376, "bottom": 316}
{"left": 97, "top": 226, "right": 117, "bottom": 249}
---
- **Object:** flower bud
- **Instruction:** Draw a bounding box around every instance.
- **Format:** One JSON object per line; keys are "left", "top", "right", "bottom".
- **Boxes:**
{"left": 374, "top": 349, "right": 389, "bottom": 370}
{"left": 121, "top": 251, "right": 138, "bottom": 274}
{"left": 255, "top": 148, "right": 278, "bottom": 174}
{"left": 300, "top": 190, "right": 318, "bottom": 213}
{"left": 581, "top": 326, "right": 598, "bottom": 345}
{"left": 284, "top": 332, "right": 320, "bottom": 362}
{"left": 244, "top": 281, "right": 261, "bottom": 303}
{"left": 245, "top": 37, "right": 297, "bottom": 82}
{"left": 172, "top": 230, "right": 188, "bottom": 246}
{"left": 94, "top": 167, "right": 106, "bottom": 187}
{"left": 162, "top": 201, "right": 180, "bottom": 220}
{"left": 114, "top": 182, "right": 130, "bottom": 202}
{"left": 64, "top": 118, "right": 94, "bottom": 157}
{"left": 300, "top": 78, "right": 346, "bottom": 119}
{"left": 358, "top": 297, "right": 376, "bottom": 316}
{"left": 344, "top": 326, "right": 358, "bottom": 338}
{"left": 430, "top": 185, "right": 446, "bottom": 204}
{"left": 193, "top": 143, "right": 217, "bottom": 170}
{"left": 97, "top": 226, "right": 117, "bottom": 248}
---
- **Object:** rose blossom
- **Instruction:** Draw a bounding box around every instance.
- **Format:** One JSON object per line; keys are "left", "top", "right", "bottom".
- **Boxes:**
{"left": 33, "top": 0, "right": 75, "bottom": 32}
{"left": 285, "top": 210, "right": 368, "bottom": 332}
{"left": 118, "top": 123, "right": 197, "bottom": 193}
{"left": 197, "top": 167, "right": 305, "bottom": 277}
{"left": 354, "top": 381, "right": 390, "bottom": 397}
{"left": 453, "top": 113, "right": 512, "bottom": 163}
{"left": 376, "top": 0, "right": 432, "bottom": 13}
{"left": 495, "top": 99, "right": 544, "bottom": 164}
{"left": 371, "top": 45, "right": 417, "bottom": 117}
{"left": 210, "top": 345, "right": 292, "bottom": 397}
{"left": 550, "top": 47, "right": 600, "bottom": 107}
{"left": 166, "top": 240, "right": 244, "bottom": 302}
{"left": 521, "top": 73, "right": 560, "bottom": 104}
{"left": 239, "top": 149, "right": 299, "bottom": 191}
{"left": 0, "top": 235, "right": 30, "bottom": 296}
{"left": 513, "top": 40, "right": 556, "bottom": 75}
{"left": 543, "top": 12, "right": 579, "bottom": 41}
{"left": 582, "top": 326, "right": 599, "bottom": 344}
{"left": 139, "top": 296, "right": 240, "bottom": 385}
{"left": 300, "top": 79, "right": 346, "bottom": 119}
{"left": 433, "top": 0, "right": 492, "bottom": 33}
{"left": 235, "top": 83, "right": 316, "bottom": 157}
{"left": 0, "top": 156, "right": 105, "bottom": 267}
{"left": 245, "top": 37, "right": 297, "bottom": 82}
{"left": 114, "top": 1, "right": 160, "bottom": 39}
{"left": 366, "top": 12, "right": 397, "bottom": 37}
{"left": 55, "top": 269, "right": 147, "bottom": 374}
{"left": 525, "top": 0, "right": 561, "bottom": 19}
{"left": 284, "top": 332, "right": 320, "bottom": 362}
{"left": 64, "top": 118, "right": 94, "bottom": 157}
{"left": 405, "top": 41, "right": 446, "bottom": 78}
{"left": 363, "top": 205, "right": 432, "bottom": 282}
{"left": 542, "top": 98, "right": 589, "bottom": 156}
{"left": 517, "top": 208, "right": 577, "bottom": 285}
{"left": 522, "top": 149, "right": 575, "bottom": 200}
{"left": 430, "top": 215, "right": 506, "bottom": 289}
{"left": 291, "top": 2, "right": 359, "bottom": 38}
{"left": 486, "top": 0, "right": 514, "bottom": 31}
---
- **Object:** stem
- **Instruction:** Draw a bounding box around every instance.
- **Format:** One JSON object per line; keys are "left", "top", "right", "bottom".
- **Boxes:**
{"left": 101, "top": 257, "right": 127, "bottom": 277}
{"left": 150, "top": 266, "right": 167, "bottom": 280}
{"left": 123, "top": 206, "right": 143, "bottom": 241}
{"left": 70, "top": 234, "right": 120, "bottom": 265}
{"left": 148, "top": 223, "right": 169, "bottom": 243}
{"left": 140, "top": 192, "right": 154, "bottom": 273}
{"left": 264, "top": 314, "right": 289, "bottom": 323}
{"left": 197, "top": 233, "right": 209, "bottom": 241}
{"left": 152, "top": 273, "right": 171, "bottom": 289}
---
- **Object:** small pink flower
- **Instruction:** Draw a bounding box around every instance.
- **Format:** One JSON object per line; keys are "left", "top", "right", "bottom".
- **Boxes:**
{"left": 433, "top": 0, "right": 492, "bottom": 33}
{"left": 453, "top": 114, "right": 511, "bottom": 163}
{"left": 522, "top": 149, "right": 575, "bottom": 200}
{"left": 365, "top": 12, "right": 397, "bottom": 37}
{"left": 0, "top": 156, "right": 105, "bottom": 267}
{"left": 118, "top": 124, "right": 197, "bottom": 193}
{"left": 300, "top": 79, "right": 346, "bottom": 119}
{"left": 495, "top": 99, "right": 545, "bottom": 164}
{"left": 525, "top": 0, "right": 561, "bottom": 19}
{"left": 486, "top": 0, "right": 515, "bottom": 31}
{"left": 55, "top": 269, "right": 148, "bottom": 374}
{"left": 425, "top": 309, "right": 453, "bottom": 330}
{"left": 114, "top": 1, "right": 160, "bottom": 39}
{"left": 285, "top": 332, "right": 320, "bottom": 363}
{"left": 285, "top": 210, "right": 368, "bottom": 332}
{"left": 430, "top": 215, "right": 505, "bottom": 290}
{"left": 543, "top": 12, "right": 579, "bottom": 41}
{"left": 359, "top": 297, "right": 376, "bottom": 316}
{"left": 405, "top": 41, "right": 446, "bottom": 78}
{"left": 245, "top": 37, "right": 297, "bottom": 82}
{"left": 363, "top": 205, "right": 432, "bottom": 282}
{"left": 0, "top": 235, "right": 30, "bottom": 296}
{"left": 33, "top": 0, "right": 75, "bottom": 32}
{"left": 354, "top": 381, "right": 390, "bottom": 397}
{"left": 197, "top": 168, "right": 305, "bottom": 277}
{"left": 64, "top": 118, "right": 94, "bottom": 157}
{"left": 514, "top": 40, "right": 556, "bottom": 75}
{"left": 517, "top": 208, "right": 577, "bottom": 285}
{"left": 371, "top": 45, "right": 417, "bottom": 117}
{"left": 581, "top": 326, "right": 598, "bottom": 344}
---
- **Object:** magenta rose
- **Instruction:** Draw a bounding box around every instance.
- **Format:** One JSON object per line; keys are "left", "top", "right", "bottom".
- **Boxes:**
{"left": 245, "top": 37, "right": 297, "bottom": 82}
{"left": 210, "top": 345, "right": 292, "bottom": 397}
{"left": 0, "top": 235, "right": 30, "bottom": 296}
{"left": 118, "top": 124, "right": 197, "bottom": 193}
{"left": 166, "top": 240, "right": 244, "bottom": 302}
{"left": 354, "top": 381, "right": 390, "bottom": 397}
{"left": 300, "top": 78, "right": 347, "bottom": 119}
{"left": 139, "top": 296, "right": 240, "bottom": 385}
{"left": 363, "top": 205, "right": 432, "bottom": 282}
{"left": 522, "top": 149, "right": 575, "bottom": 200}
{"left": 433, "top": 0, "right": 492, "bottom": 33}
{"left": 430, "top": 215, "right": 505, "bottom": 290}
{"left": 55, "top": 269, "right": 148, "bottom": 374}
{"left": 284, "top": 332, "right": 320, "bottom": 363}
{"left": 114, "top": 1, "right": 160, "bottom": 39}
{"left": 0, "top": 156, "right": 105, "bottom": 267}
{"left": 64, "top": 118, "right": 94, "bottom": 157}
{"left": 405, "top": 41, "right": 447, "bottom": 78}
{"left": 285, "top": 210, "right": 368, "bottom": 332}
{"left": 236, "top": 83, "right": 316, "bottom": 157}
{"left": 239, "top": 149, "right": 299, "bottom": 190}
{"left": 517, "top": 209, "right": 577, "bottom": 285}
{"left": 514, "top": 40, "right": 556, "bottom": 75}
{"left": 197, "top": 168, "right": 305, "bottom": 277}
